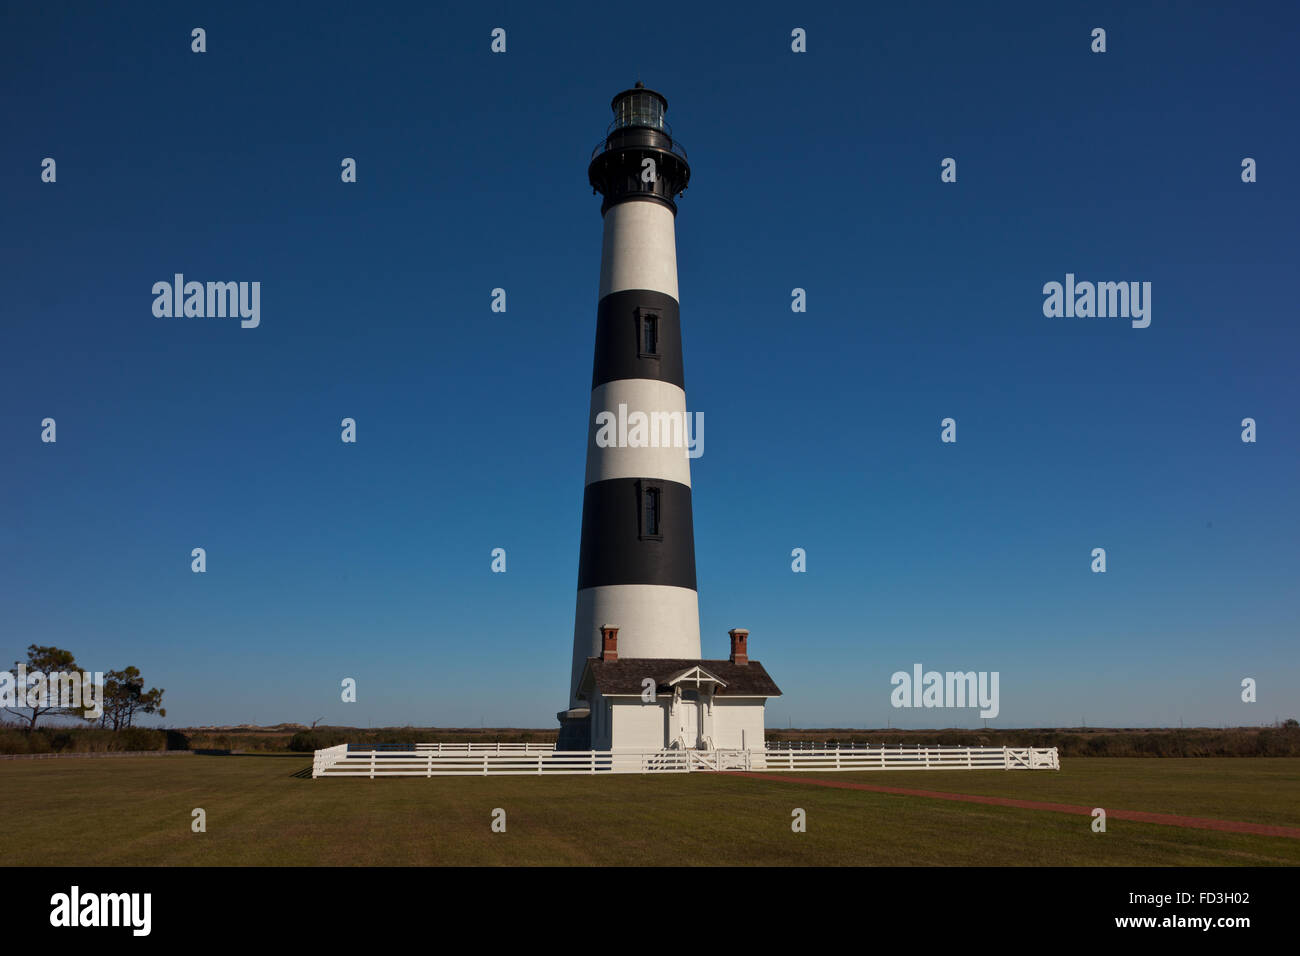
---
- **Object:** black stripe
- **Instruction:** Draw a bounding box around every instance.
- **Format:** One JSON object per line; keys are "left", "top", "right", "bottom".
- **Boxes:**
{"left": 577, "top": 478, "right": 697, "bottom": 590}
{"left": 592, "top": 290, "right": 684, "bottom": 390}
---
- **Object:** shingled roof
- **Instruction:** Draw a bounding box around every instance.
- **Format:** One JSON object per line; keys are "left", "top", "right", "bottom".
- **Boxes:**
{"left": 579, "top": 658, "right": 782, "bottom": 699}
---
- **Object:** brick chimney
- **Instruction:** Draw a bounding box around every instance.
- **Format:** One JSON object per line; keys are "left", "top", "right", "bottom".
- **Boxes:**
{"left": 728, "top": 628, "right": 749, "bottom": 665}
{"left": 600, "top": 625, "right": 619, "bottom": 662}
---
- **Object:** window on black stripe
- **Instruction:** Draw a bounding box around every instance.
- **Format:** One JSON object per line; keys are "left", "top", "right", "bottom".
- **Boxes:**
{"left": 643, "top": 487, "right": 660, "bottom": 536}
{"left": 639, "top": 483, "right": 662, "bottom": 540}
{"left": 637, "top": 309, "right": 661, "bottom": 359}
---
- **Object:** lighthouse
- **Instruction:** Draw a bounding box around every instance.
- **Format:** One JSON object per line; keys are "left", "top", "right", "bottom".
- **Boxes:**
{"left": 557, "top": 84, "right": 782, "bottom": 752}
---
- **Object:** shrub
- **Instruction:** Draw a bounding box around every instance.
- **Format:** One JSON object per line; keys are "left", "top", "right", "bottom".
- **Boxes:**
{"left": 118, "top": 727, "right": 166, "bottom": 752}
{"left": 288, "top": 730, "right": 348, "bottom": 752}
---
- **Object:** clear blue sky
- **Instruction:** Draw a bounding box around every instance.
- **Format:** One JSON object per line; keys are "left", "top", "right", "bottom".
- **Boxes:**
{"left": 2, "top": 2, "right": 1296, "bottom": 729}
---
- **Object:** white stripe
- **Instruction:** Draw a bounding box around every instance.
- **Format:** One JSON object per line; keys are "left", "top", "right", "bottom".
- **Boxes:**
{"left": 598, "top": 200, "right": 679, "bottom": 300}
{"left": 568, "top": 584, "right": 702, "bottom": 706}
{"left": 585, "top": 379, "right": 693, "bottom": 487}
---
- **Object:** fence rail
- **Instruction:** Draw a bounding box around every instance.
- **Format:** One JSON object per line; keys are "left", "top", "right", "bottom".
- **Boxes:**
{"left": 412, "top": 742, "right": 556, "bottom": 754}
{"left": 316, "top": 747, "right": 687, "bottom": 777}
{"left": 313, "top": 743, "right": 1059, "bottom": 778}
{"left": 0, "top": 750, "right": 195, "bottom": 761}
{"left": 757, "top": 746, "right": 1060, "bottom": 771}
{"left": 312, "top": 743, "right": 349, "bottom": 776}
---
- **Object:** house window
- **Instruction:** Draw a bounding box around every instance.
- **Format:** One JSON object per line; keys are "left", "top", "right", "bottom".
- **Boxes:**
{"left": 637, "top": 309, "right": 661, "bottom": 359}
{"left": 638, "top": 482, "right": 662, "bottom": 540}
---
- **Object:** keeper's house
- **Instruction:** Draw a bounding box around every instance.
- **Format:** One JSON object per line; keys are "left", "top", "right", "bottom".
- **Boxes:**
{"left": 572, "top": 626, "right": 782, "bottom": 752}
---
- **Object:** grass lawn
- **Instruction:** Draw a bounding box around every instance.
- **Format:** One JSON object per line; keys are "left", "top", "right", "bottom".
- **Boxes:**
{"left": 4, "top": 755, "right": 1297, "bottom": 866}
{"left": 780, "top": 757, "right": 1300, "bottom": 826}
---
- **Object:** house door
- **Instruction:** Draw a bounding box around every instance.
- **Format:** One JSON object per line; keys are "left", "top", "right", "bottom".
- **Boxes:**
{"left": 677, "top": 692, "right": 701, "bottom": 749}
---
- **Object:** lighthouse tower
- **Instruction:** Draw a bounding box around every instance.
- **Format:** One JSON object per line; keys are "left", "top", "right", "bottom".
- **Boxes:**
{"left": 557, "top": 83, "right": 698, "bottom": 749}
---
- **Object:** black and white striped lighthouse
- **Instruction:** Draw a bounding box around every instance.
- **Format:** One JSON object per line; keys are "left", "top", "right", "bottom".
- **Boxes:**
{"left": 557, "top": 83, "right": 697, "bottom": 749}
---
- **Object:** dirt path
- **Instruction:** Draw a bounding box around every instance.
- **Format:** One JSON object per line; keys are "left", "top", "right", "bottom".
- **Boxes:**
{"left": 724, "top": 772, "right": 1300, "bottom": 838}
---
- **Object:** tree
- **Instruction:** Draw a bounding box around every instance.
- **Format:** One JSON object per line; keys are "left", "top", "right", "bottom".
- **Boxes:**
{"left": 98, "top": 667, "right": 166, "bottom": 731}
{"left": 4, "top": 645, "right": 84, "bottom": 730}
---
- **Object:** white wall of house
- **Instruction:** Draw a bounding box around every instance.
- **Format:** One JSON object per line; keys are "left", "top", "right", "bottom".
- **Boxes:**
{"left": 590, "top": 688, "right": 770, "bottom": 751}
{"left": 709, "top": 698, "right": 768, "bottom": 750}
{"left": 610, "top": 698, "right": 669, "bottom": 751}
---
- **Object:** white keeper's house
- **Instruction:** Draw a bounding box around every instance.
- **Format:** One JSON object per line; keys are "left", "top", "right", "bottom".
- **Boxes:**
{"left": 573, "top": 625, "right": 782, "bottom": 752}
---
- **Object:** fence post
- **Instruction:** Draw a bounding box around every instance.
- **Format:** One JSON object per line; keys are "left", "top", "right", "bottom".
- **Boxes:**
{"left": 427, "top": 753, "right": 432, "bottom": 778}
{"left": 590, "top": 751, "right": 596, "bottom": 774}
{"left": 369, "top": 752, "right": 375, "bottom": 779}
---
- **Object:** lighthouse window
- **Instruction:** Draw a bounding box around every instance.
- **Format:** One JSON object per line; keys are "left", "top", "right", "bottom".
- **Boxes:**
{"left": 639, "top": 484, "right": 662, "bottom": 539}
{"left": 637, "top": 309, "right": 661, "bottom": 359}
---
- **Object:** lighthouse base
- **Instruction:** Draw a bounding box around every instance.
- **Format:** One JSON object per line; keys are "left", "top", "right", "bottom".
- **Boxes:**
{"left": 555, "top": 708, "right": 592, "bottom": 751}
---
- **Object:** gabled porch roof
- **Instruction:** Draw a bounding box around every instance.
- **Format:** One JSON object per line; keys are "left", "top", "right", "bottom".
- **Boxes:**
{"left": 576, "top": 657, "right": 782, "bottom": 701}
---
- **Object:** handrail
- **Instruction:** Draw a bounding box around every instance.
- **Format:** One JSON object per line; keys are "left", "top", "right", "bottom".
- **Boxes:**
{"left": 591, "top": 136, "right": 689, "bottom": 163}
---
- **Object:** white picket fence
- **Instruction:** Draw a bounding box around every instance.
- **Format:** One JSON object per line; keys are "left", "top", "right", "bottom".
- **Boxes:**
{"left": 414, "top": 742, "right": 556, "bottom": 753}
{"left": 312, "top": 744, "right": 350, "bottom": 777}
{"left": 312, "top": 743, "right": 1059, "bottom": 778}
{"left": 757, "top": 745, "right": 1060, "bottom": 771}
{"left": 313, "top": 745, "right": 687, "bottom": 777}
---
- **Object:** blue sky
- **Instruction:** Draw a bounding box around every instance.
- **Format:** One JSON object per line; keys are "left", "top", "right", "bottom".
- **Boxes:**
{"left": 2, "top": 1, "right": 1296, "bottom": 729}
